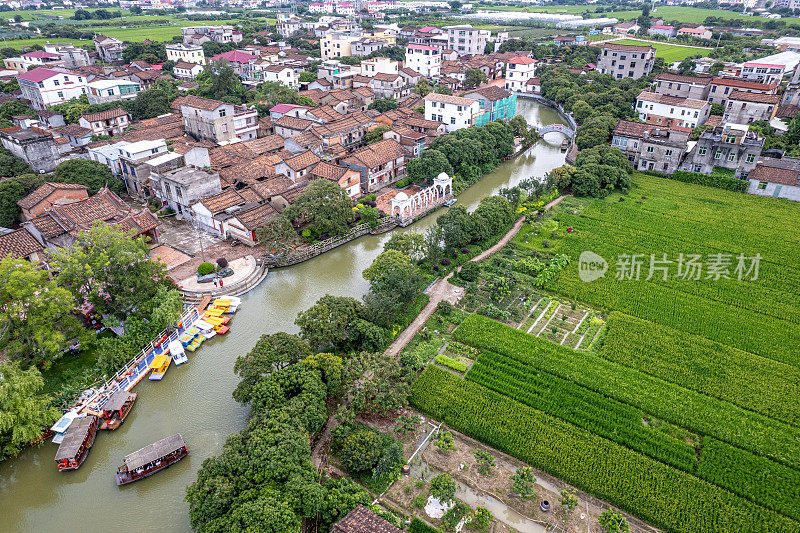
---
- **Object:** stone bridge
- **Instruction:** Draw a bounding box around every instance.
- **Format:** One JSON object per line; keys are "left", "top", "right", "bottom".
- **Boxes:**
{"left": 537, "top": 123, "right": 575, "bottom": 139}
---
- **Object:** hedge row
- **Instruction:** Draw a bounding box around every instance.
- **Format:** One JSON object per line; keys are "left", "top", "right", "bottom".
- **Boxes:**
{"left": 467, "top": 353, "right": 699, "bottom": 472}
{"left": 409, "top": 517, "right": 441, "bottom": 533}
{"left": 668, "top": 170, "right": 748, "bottom": 192}
{"left": 410, "top": 366, "right": 800, "bottom": 533}
{"left": 435, "top": 354, "right": 467, "bottom": 372}
{"left": 453, "top": 314, "right": 800, "bottom": 470}
{"left": 600, "top": 313, "right": 800, "bottom": 428}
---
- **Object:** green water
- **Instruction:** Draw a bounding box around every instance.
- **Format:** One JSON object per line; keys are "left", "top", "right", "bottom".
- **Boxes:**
{"left": 0, "top": 100, "right": 565, "bottom": 533}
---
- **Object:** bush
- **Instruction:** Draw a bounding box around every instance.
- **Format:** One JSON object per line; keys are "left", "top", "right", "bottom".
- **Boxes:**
{"left": 216, "top": 257, "right": 228, "bottom": 269}
{"left": 459, "top": 262, "right": 481, "bottom": 283}
{"left": 429, "top": 473, "right": 456, "bottom": 503}
{"left": 668, "top": 170, "right": 748, "bottom": 192}
{"left": 197, "top": 262, "right": 215, "bottom": 276}
{"left": 395, "top": 177, "right": 412, "bottom": 188}
{"left": 412, "top": 496, "right": 429, "bottom": 510}
{"left": 441, "top": 258, "right": 451, "bottom": 266}
{"left": 436, "top": 300, "right": 454, "bottom": 316}
{"left": 435, "top": 354, "right": 467, "bottom": 372}
{"left": 340, "top": 429, "right": 384, "bottom": 473}
{"left": 442, "top": 501, "right": 471, "bottom": 531}
{"left": 410, "top": 516, "right": 441, "bottom": 533}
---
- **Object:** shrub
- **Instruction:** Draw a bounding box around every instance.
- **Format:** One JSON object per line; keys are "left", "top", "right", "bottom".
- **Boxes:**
{"left": 435, "top": 354, "right": 467, "bottom": 372}
{"left": 340, "top": 429, "right": 383, "bottom": 473}
{"left": 459, "top": 262, "right": 481, "bottom": 283}
{"left": 412, "top": 495, "right": 428, "bottom": 510}
{"left": 668, "top": 170, "right": 747, "bottom": 192}
{"left": 395, "top": 414, "right": 422, "bottom": 434}
{"left": 599, "top": 508, "right": 629, "bottom": 533}
{"left": 429, "top": 473, "right": 456, "bottom": 503}
{"left": 197, "top": 262, "right": 215, "bottom": 276}
{"left": 395, "top": 177, "right": 412, "bottom": 188}
{"left": 433, "top": 429, "right": 456, "bottom": 452}
{"left": 441, "top": 258, "right": 451, "bottom": 266}
{"left": 469, "top": 507, "right": 494, "bottom": 532}
{"left": 511, "top": 467, "right": 536, "bottom": 500}
{"left": 461, "top": 247, "right": 470, "bottom": 254}
{"left": 442, "top": 501, "right": 471, "bottom": 531}
{"left": 216, "top": 257, "right": 228, "bottom": 269}
{"left": 373, "top": 441, "right": 403, "bottom": 479}
{"left": 437, "top": 300, "right": 454, "bottom": 316}
{"left": 474, "top": 449, "right": 495, "bottom": 475}
{"left": 410, "top": 516, "right": 440, "bottom": 532}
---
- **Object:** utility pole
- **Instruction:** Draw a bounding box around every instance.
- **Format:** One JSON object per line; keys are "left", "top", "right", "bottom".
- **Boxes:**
{"left": 193, "top": 219, "right": 206, "bottom": 263}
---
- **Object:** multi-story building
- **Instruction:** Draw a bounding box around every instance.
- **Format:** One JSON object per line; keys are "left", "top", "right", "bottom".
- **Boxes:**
{"left": 444, "top": 25, "right": 490, "bottom": 56}
{"left": 505, "top": 56, "right": 537, "bottom": 92}
{"left": 78, "top": 107, "right": 131, "bottom": 137}
{"left": 361, "top": 57, "right": 399, "bottom": 76}
{"left": 597, "top": 43, "right": 655, "bottom": 80}
{"left": 321, "top": 32, "right": 362, "bottom": 60}
{"left": 119, "top": 139, "right": 179, "bottom": 198}
{"left": 45, "top": 43, "right": 92, "bottom": 69}
{"left": 611, "top": 119, "right": 691, "bottom": 174}
{"left": 682, "top": 122, "right": 763, "bottom": 178}
{"left": 652, "top": 72, "right": 712, "bottom": 100}
{"left": 87, "top": 79, "right": 141, "bottom": 104}
{"left": 88, "top": 140, "right": 131, "bottom": 176}
{"left": 635, "top": 90, "right": 710, "bottom": 128}
{"left": 165, "top": 43, "right": 206, "bottom": 65}
{"left": 151, "top": 164, "right": 222, "bottom": 220}
{"left": 370, "top": 72, "right": 407, "bottom": 99}
{"left": 648, "top": 25, "right": 677, "bottom": 38}
{"left": 342, "top": 138, "right": 410, "bottom": 192}
{"left": 260, "top": 64, "right": 298, "bottom": 87}
{"left": 424, "top": 93, "right": 485, "bottom": 132}
{"left": 0, "top": 127, "right": 60, "bottom": 173}
{"left": 173, "top": 61, "right": 204, "bottom": 80}
{"left": 741, "top": 60, "right": 786, "bottom": 85}
{"left": 178, "top": 95, "right": 259, "bottom": 143}
{"left": 94, "top": 35, "right": 127, "bottom": 63}
{"left": 210, "top": 50, "right": 258, "bottom": 78}
{"left": 723, "top": 91, "right": 780, "bottom": 124}
{"left": 463, "top": 86, "right": 517, "bottom": 121}
{"left": 351, "top": 37, "right": 390, "bottom": 56}
{"left": 181, "top": 26, "right": 242, "bottom": 45}
{"left": 783, "top": 62, "right": 800, "bottom": 107}
{"left": 708, "top": 77, "right": 778, "bottom": 107}
{"left": 276, "top": 16, "right": 303, "bottom": 38}
{"left": 405, "top": 44, "right": 441, "bottom": 78}
{"left": 17, "top": 68, "right": 87, "bottom": 110}
{"left": 3, "top": 50, "right": 64, "bottom": 73}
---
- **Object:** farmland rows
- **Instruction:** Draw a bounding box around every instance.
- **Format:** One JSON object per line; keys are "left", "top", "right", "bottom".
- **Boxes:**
{"left": 601, "top": 313, "right": 800, "bottom": 428}
{"left": 553, "top": 213, "right": 800, "bottom": 325}
{"left": 453, "top": 314, "right": 800, "bottom": 470}
{"left": 467, "top": 354, "right": 699, "bottom": 471}
{"left": 410, "top": 366, "right": 800, "bottom": 533}
{"left": 467, "top": 349, "right": 800, "bottom": 519}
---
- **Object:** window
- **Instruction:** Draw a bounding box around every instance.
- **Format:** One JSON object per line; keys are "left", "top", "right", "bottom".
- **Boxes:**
{"left": 728, "top": 153, "right": 736, "bottom": 162}
{"left": 647, "top": 146, "right": 654, "bottom": 153}
{"left": 637, "top": 101, "right": 643, "bottom": 108}
{"left": 714, "top": 150, "right": 722, "bottom": 160}
{"left": 758, "top": 181, "right": 767, "bottom": 190}
{"left": 450, "top": 117, "right": 455, "bottom": 124}
{"left": 725, "top": 135, "right": 736, "bottom": 144}
{"left": 694, "top": 165, "right": 702, "bottom": 172}
{"left": 219, "top": 109, "right": 226, "bottom": 117}
{"left": 665, "top": 149, "right": 673, "bottom": 156}
{"left": 746, "top": 154, "right": 755, "bottom": 163}
{"left": 57, "top": 91, "right": 63, "bottom": 99}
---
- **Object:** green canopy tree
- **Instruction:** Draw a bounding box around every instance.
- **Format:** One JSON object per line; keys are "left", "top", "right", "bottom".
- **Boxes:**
{"left": 0, "top": 256, "right": 79, "bottom": 365}
{"left": 464, "top": 68, "right": 488, "bottom": 89}
{"left": 0, "top": 361, "right": 61, "bottom": 459}
{"left": 406, "top": 148, "right": 453, "bottom": 184}
{"left": 0, "top": 173, "right": 43, "bottom": 227}
{"left": 233, "top": 332, "right": 312, "bottom": 402}
{"left": 363, "top": 249, "right": 421, "bottom": 306}
{"left": 53, "top": 159, "right": 123, "bottom": 194}
{"left": 197, "top": 60, "right": 245, "bottom": 102}
{"left": 368, "top": 98, "right": 398, "bottom": 113}
{"left": 295, "top": 295, "right": 363, "bottom": 352}
{"left": 284, "top": 178, "right": 355, "bottom": 236}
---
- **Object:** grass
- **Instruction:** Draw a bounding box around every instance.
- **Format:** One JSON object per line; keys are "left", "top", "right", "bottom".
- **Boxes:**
{"left": 613, "top": 38, "right": 712, "bottom": 62}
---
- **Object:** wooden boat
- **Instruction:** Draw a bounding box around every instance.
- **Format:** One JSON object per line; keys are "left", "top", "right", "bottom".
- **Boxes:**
{"left": 115, "top": 434, "right": 189, "bottom": 485}
{"left": 149, "top": 353, "right": 171, "bottom": 381}
{"left": 55, "top": 415, "right": 98, "bottom": 471}
{"left": 168, "top": 339, "right": 188, "bottom": 365}
{"left": 99, "top": 391, "right": 137, "bottom": 430}
{"left": 560, "top": 139, "right": 569, "bottom": 151}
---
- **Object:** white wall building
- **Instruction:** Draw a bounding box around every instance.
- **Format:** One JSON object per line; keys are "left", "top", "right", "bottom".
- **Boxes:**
{"left": 505, "top": 56, "right": 537, "bottom": 92}
{"left": 87, "top": 79, "right": 141, "bottom": 104}
{"left": 17, "top": 67, "right": 87, "bottom": 110}
{"left": 405, "top": 44, "right": 441, "bottom": 78}
{"left": 361, "top": 56, "right": 399, "bottom": 76}
{"left": 166, "top": 43, "right": 206, "bottom": 65}
{"left": 424, "top": 93, "right": 482, "bottom": 132}
{"left": 444, "top": 25, "right": 490, "bottom": 56}
{"left": 635, "top": 91, "right": 711, "bottom": 128}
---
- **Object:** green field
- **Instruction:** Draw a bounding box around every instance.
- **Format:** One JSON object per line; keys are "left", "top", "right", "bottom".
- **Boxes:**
{"left": 411, "top": 174, "right": 800, "bottom": 532}
{"left": 614, "top": 38, "right": 712, "bottom": 62}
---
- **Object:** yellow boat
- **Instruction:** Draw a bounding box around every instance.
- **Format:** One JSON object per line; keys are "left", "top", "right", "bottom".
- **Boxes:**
{"left": 204, "top": 308, "right": 224, "bottom": 317}
{"left": 149, "top": 354, "right": 171, "bottom": 381}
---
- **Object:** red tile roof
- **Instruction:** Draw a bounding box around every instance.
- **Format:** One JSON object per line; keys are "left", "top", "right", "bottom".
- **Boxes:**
{"left": 0, "top": 228, "right": 43, "bottom": 259}
{"left": 749, "top": 163, "right": 799, "bottom": 186}
{"left": 17, "top": 67, "right": 62, "bottom": 83}
{"left": 18, "top": 182, "right": 88, "bottom": 210}
{"left": 211, "top": 50, "right": 257, "bottom": 63}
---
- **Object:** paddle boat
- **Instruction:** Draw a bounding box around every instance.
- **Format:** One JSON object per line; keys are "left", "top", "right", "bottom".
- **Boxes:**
{"left": 149, "top": 353, "right": 171, "bottom": 380}
{"left": 168, "top": 339, "right": 188, "bottom": 365}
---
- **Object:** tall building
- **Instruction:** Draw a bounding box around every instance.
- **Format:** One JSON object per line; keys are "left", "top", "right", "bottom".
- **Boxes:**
{"left": 444, "top": 25, "right": 490, "bottom": 56}
{"left": 405, "top": 44, "right": 441, "bottom": 78}
{"left": 165, "top": 43, "right": 206, "bottom": 65}
{"left": 597, "top": 43, "right": 655, "bottom": 80}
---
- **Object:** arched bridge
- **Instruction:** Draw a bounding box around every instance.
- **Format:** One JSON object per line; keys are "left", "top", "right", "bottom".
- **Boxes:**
{"left": 537, "top": 123, "right": 575, "bottom": 139}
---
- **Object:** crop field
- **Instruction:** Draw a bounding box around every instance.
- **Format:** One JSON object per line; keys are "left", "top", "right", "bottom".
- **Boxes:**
{"left": 411, "top": 174, "right": 800, "bottom": 531}
{"left": 613, "top": 38, "right": 711, "bottom": 62}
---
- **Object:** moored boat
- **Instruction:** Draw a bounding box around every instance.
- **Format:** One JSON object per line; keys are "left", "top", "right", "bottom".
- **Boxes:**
{"left": 149, "top": 353, "right": 171, "bottom": 380}
{"left": 55, "top": 415, "right": 98, "bottom": 471}
{"left": 168, "top": 339, "right": 188, "bottom": 365}
{"left": 99, "top": 391, "right": 137, "bottom": 430}
{"left": 115, "top": 434, "right": 189, "bottom": 485}
{"left": 51, "top": 411, "right": 79, "bottom": 444}
{"left": 443, "top": 198, "right": 457, "bottom": 207}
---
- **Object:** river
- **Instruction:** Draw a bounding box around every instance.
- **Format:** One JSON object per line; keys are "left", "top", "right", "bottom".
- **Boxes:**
{"left": 0, "top": 99, "right": 565, "bottom": 533}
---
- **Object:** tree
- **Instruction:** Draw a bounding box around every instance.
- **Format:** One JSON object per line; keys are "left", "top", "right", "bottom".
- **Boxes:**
{"left": 368, "top": 98, "right": 398, "bottom": 113}
{"left": 0, "top": 145, "right": 31, "bottom": 179}
{"left": 233, "top": 332, "right": 312, "bottom": 402}
{"left": 53, "top": 159, "right": 123, "bottom": 194}
{"left": 340, "top": 428, "right": 383, "bottom": 472}
{"left": 0, "top": 361, "right": 61, "bottom": 460}
{"left": 786, "top": 114, "right": 800, "bottom": 145}
{"left": 256, "top": 214, "right": 299, "bottom": 254}
{"left": 708, "top": 61, "right": 725, "bottom": 76}
{"left": 575, "top": 114, "right": 618, "bottom": 150}
{"left": 363, "top": 249, "right": 421, "bottom": 306}
{"left": 469, "top": 507, "right": 494, "bottom": 532}
{"left": 437, "top": 205, "right": 475, "bottom": 250}
{"left": 464, "top": 68, "right": 487, "bottom": 89}
{"left": 295, "top": 295, "right": 362, "bottom": 352}
{"left": 122, "top": 41, "right": 167, "bottom": 64}
{"left": 298, "top": 71, "right": 317, "bottom": 83}
{"left": 0, "top": 256, "right": 78, "bottom": 365}
{"left": 511, "top": 467, "right": 536, "bottom": 500}
{"left": 318, "top": 477, "right": 371, "bottom": 532}
{"left": 49, "top": 222, "right": 171, "bottom": 322}
{"left": 559, "top": 488, "right": 579, "bottom": 514}
{"left": 473, "top": 449, "right": 495, "bottom": 475}
{"left": 197, "top": 60, "right": 244, "bottom": 102}
{"left": 710, "top": 102, "right": 725, "bottom": 116}
{"left": 285, "top": 178, "right": 355, "bottom": 236}
{"left": 677, "top": 59, "right": 696, "bottom": 75}
{"left": 414, "top": 79, "right": 431, "bottom": 96}
{"left": 571, "top": 100, "right": 593, "bottom": 124}
{"left": 432, "top": 83, "right": 452, "bottom": 95}
{"left": 130, "top": 4, "right": 142, "bottom": 13}
{"left": 384, "top": 232, "right": 426, "bottom": 261}
{"left": 406, "top": 148, "right": 453, "bottom": 184}
{"left": 429, "top": 473, "right": 456, "bottom": 503}
{"left": 0, "top": 173, "right": 43, "bottom": 227}
{"left": 124, "top": 79, "right": 179, "bottom": 119}
{"left": 509, "top": 114, "right": 529, "bottom": 138}
{"left": 599, "top": 508, "right": 629, "bottom": 533}
{"left": 365, "top": 124, "right": 390, "bottom": 144}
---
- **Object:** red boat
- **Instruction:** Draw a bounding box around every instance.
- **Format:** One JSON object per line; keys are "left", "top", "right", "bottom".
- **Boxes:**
{"left": 99, "top": 391, "right": 137, "bottom": 430}
{"left": 55, "top": 416, "right": 98, "bottom": 471}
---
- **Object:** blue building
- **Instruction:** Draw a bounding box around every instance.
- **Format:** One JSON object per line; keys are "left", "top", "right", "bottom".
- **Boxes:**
{"left": 463, "top": 85, "right": 518, "bottom": 122}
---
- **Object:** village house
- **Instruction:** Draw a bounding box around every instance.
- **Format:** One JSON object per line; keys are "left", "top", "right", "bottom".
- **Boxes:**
{"left": 165, "top": 43, "right": 206, "bottom": 65}
{"left": 708, "top": 77, "right": 778, "bottom": 107}
{"left": 597, "top": 43, "right": 655, "bottom": 80}
{"left": 310, "top": 160, "right": 362, "bottom": 197}
{"left": 178, "top": 95, "right": 259, "bottom": 143}
{"left": 87, "top": 79, "right": 141, "bottom": 104}
{"left": 274, "top": 150, "right": 322, "bottom": 182}
{"left": 0, "top": 127, "right": 61, "bottom": 173}
{"left": 505, "top": 56, "right": 537, "bottom": 92}
{"left": 332, "top": 505, "right": 402, "bottom": 533}
{"left": 405, "top": 44, "right": 441, "bottom": 78}
{"left": 78, "top": 107, "right": 131, "bottom": 137}
{"left": 0, "top": 227, "right": 45, "bottom": 263}
{"left": 211, "top": 50, "right": 258, "bottom": 79}
{"left": 649, "top": 25, "right": 677, "bottom": 38}
{"left": 361, "top": 56, "right": 399, "bottom": 76}
{"left": 44, "top": 43, "right": 91, "bottom": 69}
{"left": 635, "top": 91, "right": 711, "bottom": 128}
{"left": 94, "top": 35, "right": 127, "bottom": 63}
{"left": 17, "top": 67, "right": 88, "bottom": 110}
{"left": 723, "top": 91, "right": 780, "bottom": 124}
{"left": 370, "top": 72, "right": 407, "bottom": 99}
{"left": 463, "top": 85, "right": 517, "bottom": 122}
{"left": 3, "top": 50, "right": 64, "bottom": 73}
{"left": 610, "top": 119, "right": 691, "bottom": 174}
{"left": 181, "top": 26, "right": 242, "bottom": 46}
{"left": 424, "top": 93, "right": 484, "bottom": 133}
{"left": 151, "top": 162, "right": 222, "bottom": 220}
{"left": 56, "top": 124, "right": 93, "bottom": 147}
{"left": 259, "top": 64, "right": 298, "bottom": 88}
{"left": 118, "top": 139, "right": 172, "bottom": 197}
{"left": 652, "top": 72, "right": 713, "bottom": 100}
{"left": 682, "top": 122, "right": 763, "bottom": 178}
{"left": 173, "top": 61, "right": 204, "bottom": 80}
{"left": 190, "top": 187, "right": 264, "bottom": 238}
{"left": 677, "top": 27, "right": 712, "bottom": 40}
{"left": 342, "top": 138, "right": 409, "bottom": 192}
{"left": 275, "top": 115, "right": 316, "bottom": 138}
{"left": 747, "top": 159, "right": 800, "bottom": 201}
{"left": 17, "top": 182, "right": 89, "bottom": 221}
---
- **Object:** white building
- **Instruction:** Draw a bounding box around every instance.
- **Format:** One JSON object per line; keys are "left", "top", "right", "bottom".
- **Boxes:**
{"left": 505, "top": 56, "right": 537, "bottom": 92}
{"left": 88, "top": 140, "right": 130, "bottom": 176}
{"left": 405, "top": 44, "right": 441, "bottom": 78}
{"left": 260, "top": 64, "right": 298, "bottom": 88}
{"left": 3, "top": 50, "right": 64, "bottom": 73}
{"left": 165, "top": 43, "right": 205, "bottom": 65}
{"left": 87, "top": 79, "right": 141, "bottom": 104}
{"left": 361, "top": 56, "right": 399, "bottom": 76}
{"left": 424, "top": 93, "right": 482, "bottom": 132}
{"left": 17, "top": 67, "right": 87, "bottom": 110}
{"left": 444, "top": 25, "right": 490, "bottom": 56}
{"left": 173, "top": 61, "right": 204, "bottom": 79}
{"left": 635, "top": 91, "right": 710, "bottom": 128}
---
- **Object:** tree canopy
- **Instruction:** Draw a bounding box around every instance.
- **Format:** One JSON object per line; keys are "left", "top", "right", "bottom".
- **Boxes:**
{"left": 53, "top": 159, "right": 123, "bottom": 195}
{"left": 285, "top": 179, "right": 355, "bottom": 237}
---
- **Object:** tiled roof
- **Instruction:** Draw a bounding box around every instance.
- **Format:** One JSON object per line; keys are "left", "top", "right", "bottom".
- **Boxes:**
{"left": 311, "top": 161, "right": 349, "bottom": 180}
{"left": 176, "top": 95, "right": 226, "bottom": 111}
{"left": 613, "top": 120, "right": 649, "bottom": 137}
{"left": 57, "top": 124, "right": 93, "bottom": 137}
{"left": 81, "top": 107, "right": 128, "bottom": 123}
{"left": 424, "top": 93, "right": 477, "bottom": 106}
{"left": 243, "top": 134, "right": 284, "bottom": 155}
{"left": 373, "top": 72, "right": 401, "bottom": 82}
{"left": 343, "top": 138, "right": 408, "bottom": 169}
{"left": 0, "top": 228, "right": 43, "bottom": 259}
{"left": 210, "top": 144, "right": 256, "bottom": 168}
{"left": 284, "top": 150, "right": 321, "bottom": 171}
{"left": 655, "top": 72, "right": 713, "bottom": 84}
{"left": 219, "top": 155, "right": 279, "bottom": 185}
{"left": 468, "top": 85, "right": 512, "bottom": 102}
{"left": 331, "top": 505, "right": 402, "bottom": 533}
{"left": 17, "top": 67, "right": 62, "bottom": 83}
{"left": 235, "top": 202, "right": 277, "bottom": 231}
{"left": 275, "top": 115, "right": 315, "bottom": 131}
{"left": 727, "top": 90, "right": 780, "bottom": 104}
{"left": 18, "top": 182, "right": 88, "bottom": 210}
{"left": 211, "top": 50, "right": 257, "bottom": 63}
{"left": 749, "top": 163, "right": 799, "bottom": 186}
{"left": 711, "top": 77, "right": 778, "bottom": 91}
{"left": 250, "top": 175, "right": 295, "bottom": 199}
{"left": 776, "top": 104, "right": 800, "bottom": 119}
{"left": 508, "top": 56, "right": 537, "bottom": 65}
{"left": 174, "top": 61, "right": 198, "bottom": 70}
{"left": 307, "top": 105, "right": 342, "bottom": 122}
{"left": 636, "top": 90, "right": 708, "bottom": 109}
{"left": 198, "top": 188, "right": 250, "bottom": 214}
